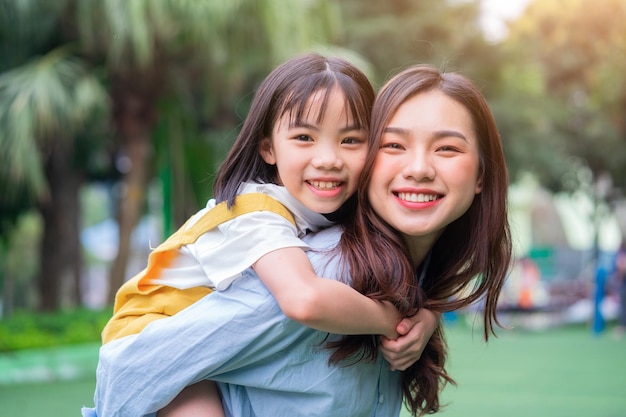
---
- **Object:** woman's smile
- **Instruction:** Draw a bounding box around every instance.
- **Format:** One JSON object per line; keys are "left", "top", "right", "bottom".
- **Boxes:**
{"left": 368, "top": 89, "right": 483, "bottom": 246}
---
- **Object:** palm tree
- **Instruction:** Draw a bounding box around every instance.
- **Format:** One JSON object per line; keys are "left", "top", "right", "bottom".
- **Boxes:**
{"left": 0, "top": 0, "right": 109, "bottom": 311}
{"left": 72, "top": 0, "right": 341, "bottom": 303}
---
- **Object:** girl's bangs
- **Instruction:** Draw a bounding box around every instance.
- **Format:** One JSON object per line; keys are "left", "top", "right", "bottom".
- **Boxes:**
{"left": 279, "top": 74, "right": 369, "bottom": 129}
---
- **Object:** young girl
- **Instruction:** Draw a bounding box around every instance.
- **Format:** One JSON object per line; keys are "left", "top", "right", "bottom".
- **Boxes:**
{"left": 83, "top": 64, "right": 511, "bottom": 417}
{"left": 91, "top": 54, "right": 436, "bottom": 417}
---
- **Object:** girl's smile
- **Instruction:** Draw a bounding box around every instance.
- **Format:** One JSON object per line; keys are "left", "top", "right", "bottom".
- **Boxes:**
{"left": 306, "top": 179, "right": 345, "bottom": 200}
{"left": 261, "top": 87, "right": 368, "bottom": 214}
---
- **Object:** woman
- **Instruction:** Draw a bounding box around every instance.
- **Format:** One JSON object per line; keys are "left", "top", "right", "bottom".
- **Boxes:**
{"left": 333, "top": 64, "right": 511, "bottom": 414}
{"left": 86, "top": 64, "right": 511, "bottom": 417}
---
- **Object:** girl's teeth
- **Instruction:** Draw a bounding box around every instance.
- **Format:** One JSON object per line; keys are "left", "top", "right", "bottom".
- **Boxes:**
{"left": 311, "top": 181, "right": 339, "bottom": 190}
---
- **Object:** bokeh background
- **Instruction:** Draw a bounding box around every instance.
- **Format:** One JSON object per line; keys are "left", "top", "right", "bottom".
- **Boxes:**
{"left": 1, "top": 0, "right": 625, "bottom": 416}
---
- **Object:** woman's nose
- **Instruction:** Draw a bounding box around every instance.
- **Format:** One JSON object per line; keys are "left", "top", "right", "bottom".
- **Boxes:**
{"left": 403, "top": 151, "right": 435, "bottom": 181}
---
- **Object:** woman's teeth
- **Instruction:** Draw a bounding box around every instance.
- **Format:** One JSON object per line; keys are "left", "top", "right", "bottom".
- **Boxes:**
{"left": 398, "top": 192, "right": 438, "bottom": 202}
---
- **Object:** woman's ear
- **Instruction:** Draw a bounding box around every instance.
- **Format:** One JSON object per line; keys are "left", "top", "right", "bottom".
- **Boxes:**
{"left": 259, "top": 137, "right": 276, "bottom": 165}
{"left": 475, "top": 171, "right": 484, "bottom": 194}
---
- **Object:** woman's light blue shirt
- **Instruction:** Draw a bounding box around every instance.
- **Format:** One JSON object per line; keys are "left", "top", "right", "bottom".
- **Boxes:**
{"left": 83, "top": 227, "right": 403, "bottom": 417}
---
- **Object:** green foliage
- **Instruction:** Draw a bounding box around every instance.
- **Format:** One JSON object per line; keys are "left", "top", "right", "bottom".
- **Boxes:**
{"left": 502, "top": 0, "right": 626, "bottom": 194}
{"left": 0, "top": 308, "right": 111, "bottom": 352}
{"left": 337, "top": 0, "right": 498, "bottom": 88}
{"left": 0, "top": 0, "right": 110, "bottom": 203}
{"left": 0, "top": 0, "right": 67, "bottom": 72}
{"left": 2, "top": 212, "right": 41, "bottom": 312}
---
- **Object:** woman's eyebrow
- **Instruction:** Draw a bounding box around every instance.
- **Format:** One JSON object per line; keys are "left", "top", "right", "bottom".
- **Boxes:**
{"left": 383, "top": 126, "right": 409, "bottom": 136}
{"left": 384, "top": 126, "right": 468, "bottom": 142}
{"left": 434, "top": 130, "right": 468, "bottom": 142}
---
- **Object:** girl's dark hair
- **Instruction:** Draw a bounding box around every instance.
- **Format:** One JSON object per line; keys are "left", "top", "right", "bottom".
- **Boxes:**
{"left": 330, "top": 65, "right": 512, "bottom": 416}
{"left": 213, "top": 53, "right": 375, "bottom": 207}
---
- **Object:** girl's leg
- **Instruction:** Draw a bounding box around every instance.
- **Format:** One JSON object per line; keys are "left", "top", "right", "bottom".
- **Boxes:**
{"left": 157, "top": 380, "right": 225, "bottom": 417}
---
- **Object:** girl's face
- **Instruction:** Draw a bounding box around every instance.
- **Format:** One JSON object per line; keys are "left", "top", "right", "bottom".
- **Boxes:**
{"left": 260, "top": 87, "right": 368, "bottom": 214}
{"left": 368, "top": 90, "right": 483, "bottom": 257}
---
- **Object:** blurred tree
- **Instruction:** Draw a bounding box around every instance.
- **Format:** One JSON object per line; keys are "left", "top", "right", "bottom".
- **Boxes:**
{"left": 501, "top": 0, "right": 626, "bottom": 190}
{"left": 336, "top": 0, "right": 501, "bottom": 90}
{"left": 498, "top": 0, "right": 626, "bottom": 236}
{"left": 69, "top": 0, "right": 342, "bottom": 303}
{"left": 0, "top": 0, "right": 109, "bottom": 311}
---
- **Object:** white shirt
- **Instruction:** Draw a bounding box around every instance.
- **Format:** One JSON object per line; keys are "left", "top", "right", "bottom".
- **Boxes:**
{"left": 149, "top": 182, "right": 333, "bottom": 291}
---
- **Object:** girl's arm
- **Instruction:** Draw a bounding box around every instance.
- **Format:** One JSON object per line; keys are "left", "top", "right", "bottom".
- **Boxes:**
{"left": 253, "top": 246, "right": 401, "bottom": 339}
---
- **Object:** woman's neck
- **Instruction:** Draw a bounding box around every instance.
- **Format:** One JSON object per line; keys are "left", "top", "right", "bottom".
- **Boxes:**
{"left": 403, "top": 232, "right": 441, "bottom": 268}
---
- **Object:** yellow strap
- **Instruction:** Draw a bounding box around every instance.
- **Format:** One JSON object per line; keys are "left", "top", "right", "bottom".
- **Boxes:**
{"left": 139, "top": 193, "right": 295, "bottom": 288}
{"left": 102, "top": 193, "right": 295, "bottom": 344}
{"left": 161, "top": 193, "right": 295, "bottom": 250}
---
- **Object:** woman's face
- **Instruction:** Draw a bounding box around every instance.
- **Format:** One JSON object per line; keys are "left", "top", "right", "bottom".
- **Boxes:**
{"left": 368, "top": 90, "right": 483, "bottom": 257}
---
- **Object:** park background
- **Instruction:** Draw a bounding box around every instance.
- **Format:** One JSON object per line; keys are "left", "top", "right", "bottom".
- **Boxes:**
{"left": 1, "top": 0, "right": 625, "bottom": 416}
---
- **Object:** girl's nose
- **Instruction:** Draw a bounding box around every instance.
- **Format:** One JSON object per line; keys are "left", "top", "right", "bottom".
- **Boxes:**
{"left": 311, "top": 143, "right": 343, "bottom": 170}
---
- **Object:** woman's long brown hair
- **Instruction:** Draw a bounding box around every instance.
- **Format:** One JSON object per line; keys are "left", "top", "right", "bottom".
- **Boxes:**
{"left": 329, "top": 65, "right": 512, "bottom": 416}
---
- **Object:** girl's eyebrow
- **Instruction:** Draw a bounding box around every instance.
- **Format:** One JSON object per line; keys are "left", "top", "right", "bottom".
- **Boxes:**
{"left": 290, "top": 121, "right": 363, "bottom": 132}
{"left": 384, "top": 126, "right": 468, "bottom": 142}
{"left": 339, "top": 124, "right": 364, "bottom": 133}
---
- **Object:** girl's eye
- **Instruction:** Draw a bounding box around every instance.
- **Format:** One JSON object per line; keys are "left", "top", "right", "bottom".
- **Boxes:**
{"left": 342, "top": 136, "right": 365, "bottom": 145}
{"left": 295, "top": 134, "right": 313, "bottom": 142}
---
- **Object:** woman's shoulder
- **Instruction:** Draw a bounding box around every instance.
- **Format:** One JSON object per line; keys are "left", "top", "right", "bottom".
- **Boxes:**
{"left": 302, "top": 225, "right": 343, "bottom": 250}
{"left": 302, "top": 226, "right": 349, "bottom": 280}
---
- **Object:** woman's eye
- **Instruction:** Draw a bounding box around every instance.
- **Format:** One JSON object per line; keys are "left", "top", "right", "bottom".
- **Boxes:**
{"left": 381, "top": 142, "right": 403, "bottom": 150}
{"left": 437, "top": 145, "right": 460, "bottom": 152}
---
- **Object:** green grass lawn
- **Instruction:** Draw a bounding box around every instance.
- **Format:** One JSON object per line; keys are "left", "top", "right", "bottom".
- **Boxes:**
{"left": 401, "top": 319, "right": 626, "bottom": 417}
{"left": 0, "top": 343, "right": 99, "bottom": 416}
{"left": 1, "top": 321, "right": 625, "bottom": 417}
{"left": 0, "top": 378, "right": 96, "bottom": 416}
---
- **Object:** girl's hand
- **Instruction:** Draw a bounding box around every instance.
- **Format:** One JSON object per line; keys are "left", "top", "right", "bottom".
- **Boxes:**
{"left": 379, "top": 308, "right": 440, "bottom": 371}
